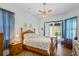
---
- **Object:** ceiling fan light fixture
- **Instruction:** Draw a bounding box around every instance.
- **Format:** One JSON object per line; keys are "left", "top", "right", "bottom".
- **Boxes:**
{"left": 38, "top": 3, "right": 52, "bottom": 18}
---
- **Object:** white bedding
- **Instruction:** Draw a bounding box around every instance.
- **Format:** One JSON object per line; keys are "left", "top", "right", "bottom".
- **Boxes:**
{"left": 23, "top": 36, "right": 51, "bottom": 54}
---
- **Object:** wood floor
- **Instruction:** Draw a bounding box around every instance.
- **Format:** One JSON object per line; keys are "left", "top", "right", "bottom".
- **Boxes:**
{"left": 16, "top": 42, "right": 72, "bottom": 56}
{"left": 55, "top": 42, "right": 72, "bottom": 56}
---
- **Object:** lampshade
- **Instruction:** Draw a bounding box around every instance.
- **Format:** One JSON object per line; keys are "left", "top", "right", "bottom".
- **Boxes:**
{"left": 15, "top": 34, "right": 19, "bottom": 38}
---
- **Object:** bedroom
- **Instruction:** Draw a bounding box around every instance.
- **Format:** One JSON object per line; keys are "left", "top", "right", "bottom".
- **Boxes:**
{"left": 0, "top": 3, "right": 79, "bottom": 56}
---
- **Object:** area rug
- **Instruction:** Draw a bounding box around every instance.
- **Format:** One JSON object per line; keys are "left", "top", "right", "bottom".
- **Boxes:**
{"left": 16, "top": 50, "right": 42, "bottom": 56}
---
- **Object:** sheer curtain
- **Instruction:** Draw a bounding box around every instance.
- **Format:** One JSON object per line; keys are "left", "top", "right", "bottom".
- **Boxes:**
{"left": 0, "top": 9, "right": 15, "bottom": 50}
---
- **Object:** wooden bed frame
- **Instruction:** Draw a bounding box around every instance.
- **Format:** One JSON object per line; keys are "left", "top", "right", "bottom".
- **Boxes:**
{"left": 20, "top": 28, "right": 56, "bottom": 56}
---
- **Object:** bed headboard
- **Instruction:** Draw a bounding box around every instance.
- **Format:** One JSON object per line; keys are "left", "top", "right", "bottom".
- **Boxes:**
{"left": 20, "top": 27, "right": 35, "bottom": 42}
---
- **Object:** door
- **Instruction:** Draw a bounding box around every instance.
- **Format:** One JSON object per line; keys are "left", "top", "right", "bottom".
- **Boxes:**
{"left": 53, "top": 22, "right": 62, "bottom": 42}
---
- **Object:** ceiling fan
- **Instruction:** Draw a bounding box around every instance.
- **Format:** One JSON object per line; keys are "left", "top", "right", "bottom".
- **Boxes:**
{"left": 38, "top": 3, "right": 52, "bottom": 18}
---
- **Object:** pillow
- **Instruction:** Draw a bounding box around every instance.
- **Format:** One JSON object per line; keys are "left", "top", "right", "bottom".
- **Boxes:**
{"left": 24, "top": 33, "right": 34, "bottom": 39}
{"left": 24, "top": 33, "right": 39, "bottom": 39}
{"left": 24, "top": 34, "right": 28, "bottom": 39}
{"left": 29, "top": 33, "right": 39, "bottom": 38}
{"left": 27, "top": 33, "right": 34, "bottom": 38}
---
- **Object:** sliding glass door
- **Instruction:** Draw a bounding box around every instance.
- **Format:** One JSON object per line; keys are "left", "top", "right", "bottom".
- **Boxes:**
{"left": 54, "top": 22, "right": 62, "bottom": 40}
{"left": 44, "top": 21, "right": 62, "bottom": 38}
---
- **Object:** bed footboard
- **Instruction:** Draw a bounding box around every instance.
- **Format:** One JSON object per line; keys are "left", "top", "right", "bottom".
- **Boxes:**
{"left": 23, "top": 45, "right": 49, "bottom": 56}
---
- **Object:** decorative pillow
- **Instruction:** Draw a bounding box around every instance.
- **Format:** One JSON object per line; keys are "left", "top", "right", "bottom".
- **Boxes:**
{"left": 24, "top": 34, "right": 28, "bottom": 39}
{"left": 27, "top": 33, "right": 34, "bottom": 38}
{"left": 24, "top": 33, "right": 39, "bottom": 39}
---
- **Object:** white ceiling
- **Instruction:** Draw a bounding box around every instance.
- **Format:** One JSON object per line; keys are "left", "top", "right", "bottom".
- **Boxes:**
{"left": 15, "top": 3, "right": 79, "bottom": 17}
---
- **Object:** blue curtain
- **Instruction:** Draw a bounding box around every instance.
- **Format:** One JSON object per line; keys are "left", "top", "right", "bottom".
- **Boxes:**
{"left": 64, "top": 17, "right": 77, "bottom": 40}
{"left": 0, "top": 10, "right": 3, "bottom": 32}
{"left": 9, "top": 12, "right": 15, "bottom": 39}
{"left": 0, "top": 9, "right": 15, "bottom": 50}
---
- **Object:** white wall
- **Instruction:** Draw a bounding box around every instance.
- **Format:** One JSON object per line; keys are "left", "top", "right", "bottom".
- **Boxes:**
{"left": 0, "top": 3, "right": 40, "bottom": 41}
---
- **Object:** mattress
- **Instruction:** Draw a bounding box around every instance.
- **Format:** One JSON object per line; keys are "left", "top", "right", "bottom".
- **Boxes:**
{"left": 23, "top": 36, "right": 51, "bottom": 54}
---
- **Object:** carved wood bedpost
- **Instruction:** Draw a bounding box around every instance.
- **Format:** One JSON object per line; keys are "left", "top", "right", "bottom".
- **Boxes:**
{"left": 20, "top": 28, "right": 23, "bottom": 43}
{"left": 21, "top": 28, "right": 23, "bottom": 33}
{"left": 50, "top": 37, "right": 55, "bottom": 56}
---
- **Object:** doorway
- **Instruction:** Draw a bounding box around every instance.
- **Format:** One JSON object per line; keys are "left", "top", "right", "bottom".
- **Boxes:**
{"left": 44, "top": 21, "right": 62, "bottom": 40}
{"left": 53, "top": 21, "right": 62, "bottom": 42}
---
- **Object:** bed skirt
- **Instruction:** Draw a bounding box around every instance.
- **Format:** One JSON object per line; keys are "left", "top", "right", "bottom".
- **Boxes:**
{"left": 23, "top": 45, "right": 49, "bottom": 56}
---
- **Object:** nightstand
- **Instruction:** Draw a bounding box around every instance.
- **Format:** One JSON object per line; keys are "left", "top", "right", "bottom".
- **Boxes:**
{"left": 9, "top": 43, "right": 23, "bottom": 56}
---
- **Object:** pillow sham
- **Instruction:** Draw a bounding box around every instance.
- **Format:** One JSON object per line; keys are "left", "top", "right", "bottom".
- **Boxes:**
{"left": 24, "top": 33, "right": 39, "bottom": 39}
{"left": 27, "top": 33, "right": 33, "bottom": 38}
{"left": 24, "top": 34, "right": 28, "bottom": 39}
{"left": 27, "top": 33, "right": 39, "bottom": 38}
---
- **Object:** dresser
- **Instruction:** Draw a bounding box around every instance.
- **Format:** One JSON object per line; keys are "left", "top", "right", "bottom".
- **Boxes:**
{"left": 9, "top": 43, "right": 23, "bottom": 55}
{"left": 0, "top": 32, "right": 3, "bottom": 56}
